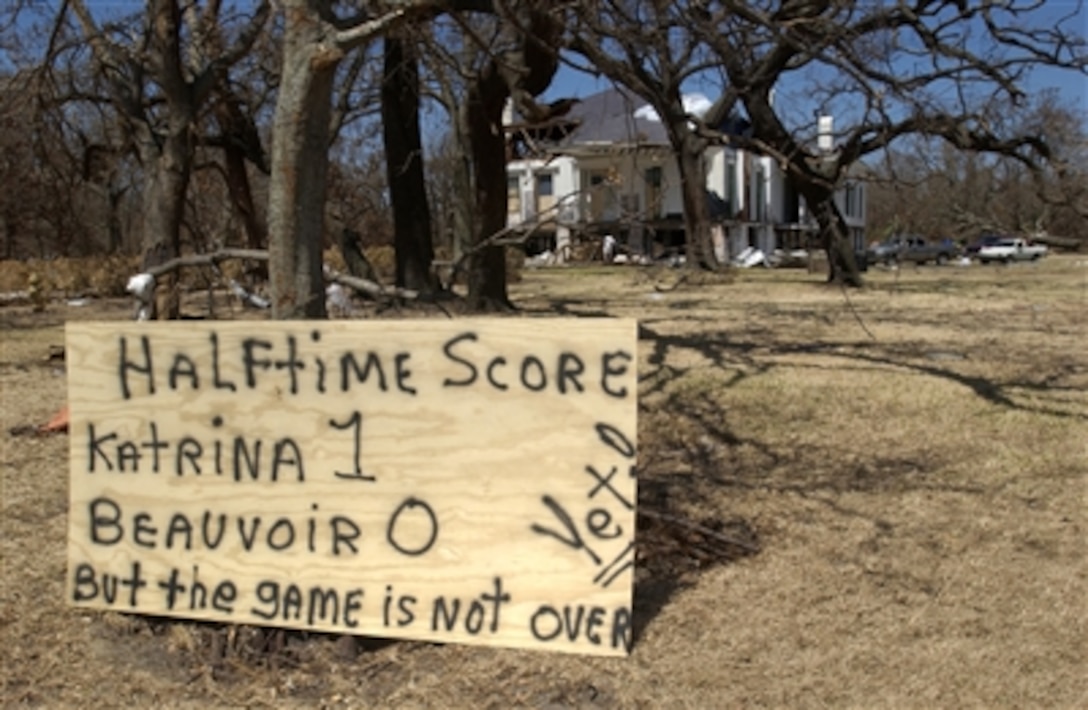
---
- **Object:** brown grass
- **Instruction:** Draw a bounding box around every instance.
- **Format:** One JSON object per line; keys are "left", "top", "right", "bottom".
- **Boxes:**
{"left": 2, "top": 256, "right": 1086, "bottom": 708}
{"left": 0, "top": 245, "right": 523, "bottom": 301}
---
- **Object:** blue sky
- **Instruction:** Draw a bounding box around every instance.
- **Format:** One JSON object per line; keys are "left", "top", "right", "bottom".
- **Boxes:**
{"left": 543, "top": 3, "right": 1087, "bottom": 123}
{"left": 5, "top": 1, "right": 1083, "bottom": 127}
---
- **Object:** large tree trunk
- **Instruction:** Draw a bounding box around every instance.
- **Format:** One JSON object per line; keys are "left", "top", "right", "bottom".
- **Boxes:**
{"left": 382, "top": 30, "right": 439, "bottom": 295}
{"left": 463, "top": 69, "right": 514, "bottom": 312}
{"left": 139, "top": 121, "right": 191, "bottom": 320}
{"left": 214, "top": 93, "right": 268, "bottom": 282}
{"left": 267, "top": 8, "right": 337, "bottom": 319}
{"left": 461, "top": 2, "right": 561, "bottom": 311}
{"left": 670, "top": 128, "right": 720, "bottom": 269}
{"left": 139, "top": 0, "right": 199, "bottom": 320}
{"left": 223, "top": 144, "right": 267, "bottom": 282}
{"left": 461, "top": 73, "right": 507, "bottom": 310}
{"left": 807, "top": 190, "right": 862, "bottom": 287}
{"left": 740, "top": 89, "right": 861, "bottom": 286}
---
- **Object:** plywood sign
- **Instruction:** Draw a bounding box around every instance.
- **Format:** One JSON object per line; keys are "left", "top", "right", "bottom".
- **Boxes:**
{"left": 66, "top": 319, "right": 637, "bottom": 656}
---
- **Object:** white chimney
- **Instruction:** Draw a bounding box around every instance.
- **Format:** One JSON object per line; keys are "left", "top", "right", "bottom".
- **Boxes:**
{"left": 502, "top": 98, "right": 514, "bottom": 127}
{"left": 818, "top": 115, "right": 834, "bottom": 151}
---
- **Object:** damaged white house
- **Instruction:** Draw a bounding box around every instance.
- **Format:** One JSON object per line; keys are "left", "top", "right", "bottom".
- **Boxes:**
{"left": 503, "top": 88, "right": 866, "bottom": 262}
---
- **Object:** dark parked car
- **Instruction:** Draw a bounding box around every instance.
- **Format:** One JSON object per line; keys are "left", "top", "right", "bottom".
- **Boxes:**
{"left": 965, "top": 233, "right": 1007, "bottom": 256}
{"left": 868, "top": 235, "right": 960, "bottom": 265}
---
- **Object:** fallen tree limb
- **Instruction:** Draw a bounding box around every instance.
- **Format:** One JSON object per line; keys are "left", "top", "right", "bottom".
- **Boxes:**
{"left": 638, "top": 508, "right": 761, "bottom": 554}
{"left": 128, "top": 248, "right": 439, "bottom": 320}
{"left": 325, "top": 267, "right": 419, "bottom": 300}
{"left": 446, "top": 191, "right": 582, "bottom": 286}
{"left": 143, "top": 248, "right": 270, "bottom": 277}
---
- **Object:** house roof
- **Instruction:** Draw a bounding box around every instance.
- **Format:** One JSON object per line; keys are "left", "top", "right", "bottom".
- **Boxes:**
{"left": 561, "top": 88, "right": 670, "bottom": 146}
{"left": 505, "top": 88, "right": 670, "bottom": 154}
{"left": 508, "top": 87, "right": 752, "bottom": 155}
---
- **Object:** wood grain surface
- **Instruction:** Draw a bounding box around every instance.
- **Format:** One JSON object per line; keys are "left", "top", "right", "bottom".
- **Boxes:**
{"left": 66, "top": 319, "right": 637, "bottom": 656}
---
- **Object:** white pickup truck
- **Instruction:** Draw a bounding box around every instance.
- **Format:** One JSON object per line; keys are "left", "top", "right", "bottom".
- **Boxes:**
{"left": 977, "top": 238, "right": 1048, "bottom": 264}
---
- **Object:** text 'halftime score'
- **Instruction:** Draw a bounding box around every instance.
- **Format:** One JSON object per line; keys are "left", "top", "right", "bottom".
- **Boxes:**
{"left": 66, "top": 319, "right": 638, "bottom": 657}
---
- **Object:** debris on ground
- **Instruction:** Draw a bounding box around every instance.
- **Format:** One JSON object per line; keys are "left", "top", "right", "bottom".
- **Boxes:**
{"left": 8, "top": 404, "right": 69, "bottom": 437}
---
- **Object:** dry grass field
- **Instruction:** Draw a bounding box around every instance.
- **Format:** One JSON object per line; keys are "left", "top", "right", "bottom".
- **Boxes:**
{"left": 2, "top": 256, "right": 1086, "bottom": 708}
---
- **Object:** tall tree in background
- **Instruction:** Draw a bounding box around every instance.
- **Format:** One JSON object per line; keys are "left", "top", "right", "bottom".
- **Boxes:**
{"left": 58, "top": 0, "right": 269, "bottom": 316}
{"left": 687, "top": 0, "right": 1087, "bottom": 285}
{"left": 458, "top": 0, "right": 563, "bottom": 310}
{"left": 267, "top": 1, "right": 492, "bottom": 317}
{"left": 567, "top": 2, "right": 729, "bottom": 270}
{"left": 205, "top": 63, "right": 275, "bottom": 263}
{"left": 382, "top": 26, "right": 440, "bottom": 295}
{"left": 868, "top": 93, "right": 1088, "bottom": 245}
{"left": 0, "top": 69, "right": 107, "bottom": 259}
{"left": 420, "top": 19, "right": 486, "bottom": 266}
{"left": 1023, "top": 95, "right": 1088, "bottom": 241}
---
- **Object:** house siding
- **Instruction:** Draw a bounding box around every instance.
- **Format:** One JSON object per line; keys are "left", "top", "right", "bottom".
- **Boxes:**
{"left": 504, "top": 90, "right": 866, "bottom": 261}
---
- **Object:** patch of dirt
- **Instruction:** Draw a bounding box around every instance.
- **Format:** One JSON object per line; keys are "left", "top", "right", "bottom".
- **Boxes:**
{"left": 2, "top": 257, "right": 1086, "bottom": 708}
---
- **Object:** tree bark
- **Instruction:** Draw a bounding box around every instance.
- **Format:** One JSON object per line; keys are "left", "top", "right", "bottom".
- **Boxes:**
{"left": 223, "top": 142, "right": 267, "bottom": 281}
{"left": 463, "top": 67, "right": 513, "bottom": 311}
{"left": 805, "top": 187, "right": 862, "bottom": 287}
{"left": 138, "top": 115, "right": 192, "bottom": 319}
{"left": 267, "top": 4, "right": 337, "bottom": 319}
{"left": 667, "top": 124, "right": 719, "bottom": 269}
{"left": 339, "top": 228, "right": 379, "bottom": 282}
{"left": 461, "top": 1, "right": 561, "bottom": 311}
{"left": 266, "top": 1, "right": 417, "bottom": 318}
{"left": 824, "top": 215, "right": 862, "bottom": 287}
{"left": 213, "top": 92, "right": 268, "bottom": 282}
{"left": 382, "top": 30, "right": 440, "bottom": 295}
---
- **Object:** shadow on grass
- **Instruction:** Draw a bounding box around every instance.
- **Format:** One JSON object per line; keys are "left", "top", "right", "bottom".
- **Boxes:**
{"left": 799, "top": 343, "right": 1086, "bottom": 421}
{"left": 630, "top": 323, "right": 773, "bottom": 644}
{"left": 518, "top": 298, "right": 613, "bottom": 319}
{"left": 631, "top": 475, "right": 760, "bottom": 645}
{"left": 626, "top": 318, "right": 1085, "bottom": 641}
{"left": 640, "top": 323, "right": 1087, "bottom": 422}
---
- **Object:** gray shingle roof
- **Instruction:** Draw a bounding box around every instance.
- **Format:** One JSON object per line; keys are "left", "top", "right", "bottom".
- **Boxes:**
{"left": 521, "top": 87, "right": 751, "bottom": 148}
{"left": 561, "top": 88, "right": 669, "bottom": 145}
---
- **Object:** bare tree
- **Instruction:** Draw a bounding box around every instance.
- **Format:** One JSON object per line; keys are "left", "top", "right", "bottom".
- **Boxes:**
{"left": 686, "top": 0, "right": 1087, "bottom": 284}
{"left": 455, "top": 0, "right": 563, "bottom": 310}
{"left": 419, "top": 19, "right": 487, "bottom": 267}
{"left": 869, "top": 91, "right": 1088, "bottom": 246}
{"left": 178, "top": 12, "right": 280, "bottom": 285}
{"left": 46, "top": 0, "right": 270, "bottom": 316}
{"left": 566, "top": 2, "right": 1085, "bottom": 283}
{"left": 266, "top": 1, "right": 446, "bottom": 319}
{"left": 1005, "top": 92, "right": 1088, "bottom": 243}
{"left": 0, "top": 58, "right": 134, "bottom": 261}
{"left": 565, "top": 2, "right": 727, "bottom": 269}
{"left": 382, "top": 25, "right": 441, "bottom": 295}
{"left": 0, "top": 71, "right": 61, "bottom": 259}
{"left": 2, "top": 5, "right": 130, "bottom": 259}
